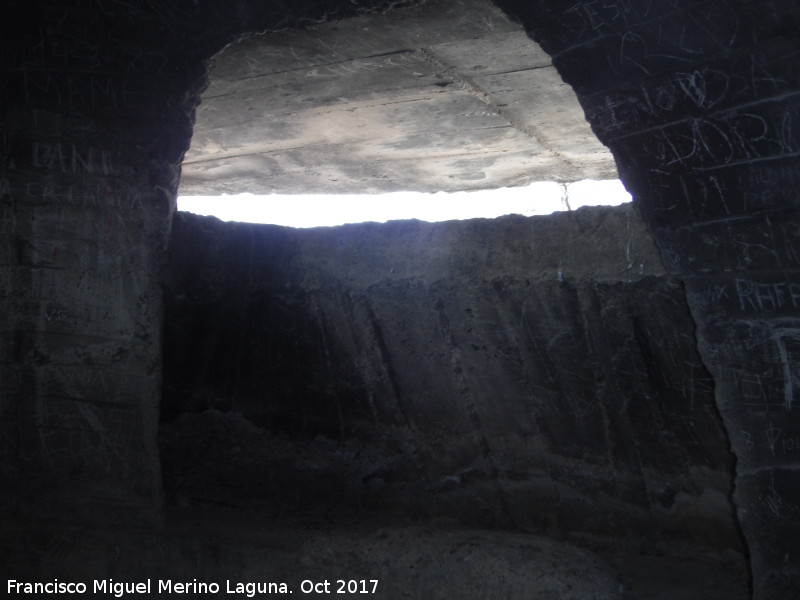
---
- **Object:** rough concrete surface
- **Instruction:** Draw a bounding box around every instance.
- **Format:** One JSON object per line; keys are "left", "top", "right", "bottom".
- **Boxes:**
{"left": 180, "top": 0, "right": 615, "bottom": 195}
{"left": 3, "top": 0, "right": 800, "bottom": 598}
{"left": 0, "top": 514, "right": 624, "bottom": 599}
{"left": 161, "top": 205, "right": 743, "bottom": 563}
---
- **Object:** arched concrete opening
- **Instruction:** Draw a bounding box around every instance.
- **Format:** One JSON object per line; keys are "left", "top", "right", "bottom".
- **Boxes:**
{"left": 2, "top": 1, "right": 799, "bottom": 598}
{"left": 162, "top": 0, "right": 741, "bottom": 577}
{"left": 177, "top": 0, "right": 616, "bottom": 197}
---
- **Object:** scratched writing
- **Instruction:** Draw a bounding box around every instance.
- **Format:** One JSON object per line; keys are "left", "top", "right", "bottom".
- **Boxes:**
{"left": 691, "top": 284, "right": 729, "bottom": 309}
{"left": 735, "top": 279, "right": 800, "bottom": 313}
{"left": 743, "top": 161, "right": 800, "bottom": 187}
{"left": 589, "top": 49, "right": 797, "bottom": 140}
{"left": 739, "top": 373, "right": 768, "bottom": 406}
{"left": 740, "top": 163, "right": 800, "bottom": 218}
{"left": 779, "top": 221, "right": 800, "bottom": 266}
{"left": 564, "top": 2, "right": 611, "bottom": 37}
{"left": 775, "top": 330, "right": 800, "bottom": 411}
{"left": 22, "top": 180, "right": 145, "bottom": 211}
{"left": 729, "top": 227, "right": 780, "bottom": 270}
{"left": 766, "top": 421, "right": 783, "bottom": 455}
{"left": 45, "top": 364, "right": 142, "bottom": 406}
{"left": 104, "top": 37, "right": 170, "bottom": 73}
{"left": 759, "top": 484, "right": 785, "bottom": 518}
{"left": 690, "top": 276, "right": 800, "bottom": 317}
{"left": 31, "top": 142, "right": 113, "bottom": 176}
{"left": 735, "top": 370, "right": 788, "bottom": 412}
{"left": 45, "top": 307, "right": 67, "bottom": 324}
{"left": 35, "top": 411, "right": 140, "bottom": 474}
{"left": 779, "top": 435, "right": 800, "bottom": 454}
{"left": 556, "top": 0, "right": 707, "bottom": 47}
{"left": 753, "top": 471, "right": 800, "bottom": 522}
{"left": 738, "top": 431, "right": 783, "bottom": 461}
{"left": 742, "top": 188, "right": 799, "bottom": 213}
{"left": 676, "top": 68, "right": 730, "bottom": 111}
{"left": 19, "top": 32, "right": 102, "bottom": 71}
{"left": 638, "top": 109, "right": 794, "bottom": 170}
{"left": 645, "top": 120, "right": 727, "bottom": 166}
{"left": 666, "top": 162, "right": 800, "bottom": 226}
{"left": 2, "top": 20, "right": 169, "bottom": 72}
{"left": 23, "top": 72, "right": 150, "bottom": 111}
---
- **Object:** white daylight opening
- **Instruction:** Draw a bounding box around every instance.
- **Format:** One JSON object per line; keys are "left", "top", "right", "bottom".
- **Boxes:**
{"left": 178, "top": 179, "right": 631, "bottom": 229}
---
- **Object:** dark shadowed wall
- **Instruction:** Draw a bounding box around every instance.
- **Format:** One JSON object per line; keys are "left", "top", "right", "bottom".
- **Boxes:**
{"left": 161, "top": 206, "right": 739, "bottom": 551}
{"left": 1, "top": 1, "right": 799, "bottom": 597}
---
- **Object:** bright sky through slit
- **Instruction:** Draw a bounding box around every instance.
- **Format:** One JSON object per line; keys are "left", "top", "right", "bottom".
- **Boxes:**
{"left": 178, "top": 179, "right": 631, "bottom": 228}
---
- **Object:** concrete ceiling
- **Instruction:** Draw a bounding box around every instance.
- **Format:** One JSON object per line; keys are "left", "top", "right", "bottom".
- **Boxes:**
{"left": 178, "top": 0, "right": 617, "bottom": 197}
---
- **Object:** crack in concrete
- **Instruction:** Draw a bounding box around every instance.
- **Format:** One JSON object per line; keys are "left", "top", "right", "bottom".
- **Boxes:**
{"left": 484, "top": 64, "right": 554, "bottom": 77}
{"left": 205, "top": 49, "right": 421, "bottom": 97}
{"left": 415, "top": 47, "right": 579, "bottom": 169}
{"left": 190, "top": 94, "right": 452, "bottom": 136}
{"left": 183, "top": 142, "right": 548, "bottom": 169}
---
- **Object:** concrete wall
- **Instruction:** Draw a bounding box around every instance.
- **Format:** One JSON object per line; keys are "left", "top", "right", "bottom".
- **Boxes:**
{"left": 493, "top": 1, "right": 800, "bottom": 595}
{"left": 1, "top": 0, "right": 799, "bottom": 596}
{"left": 162, "top": 206, "right": 740, "bottom": 551}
